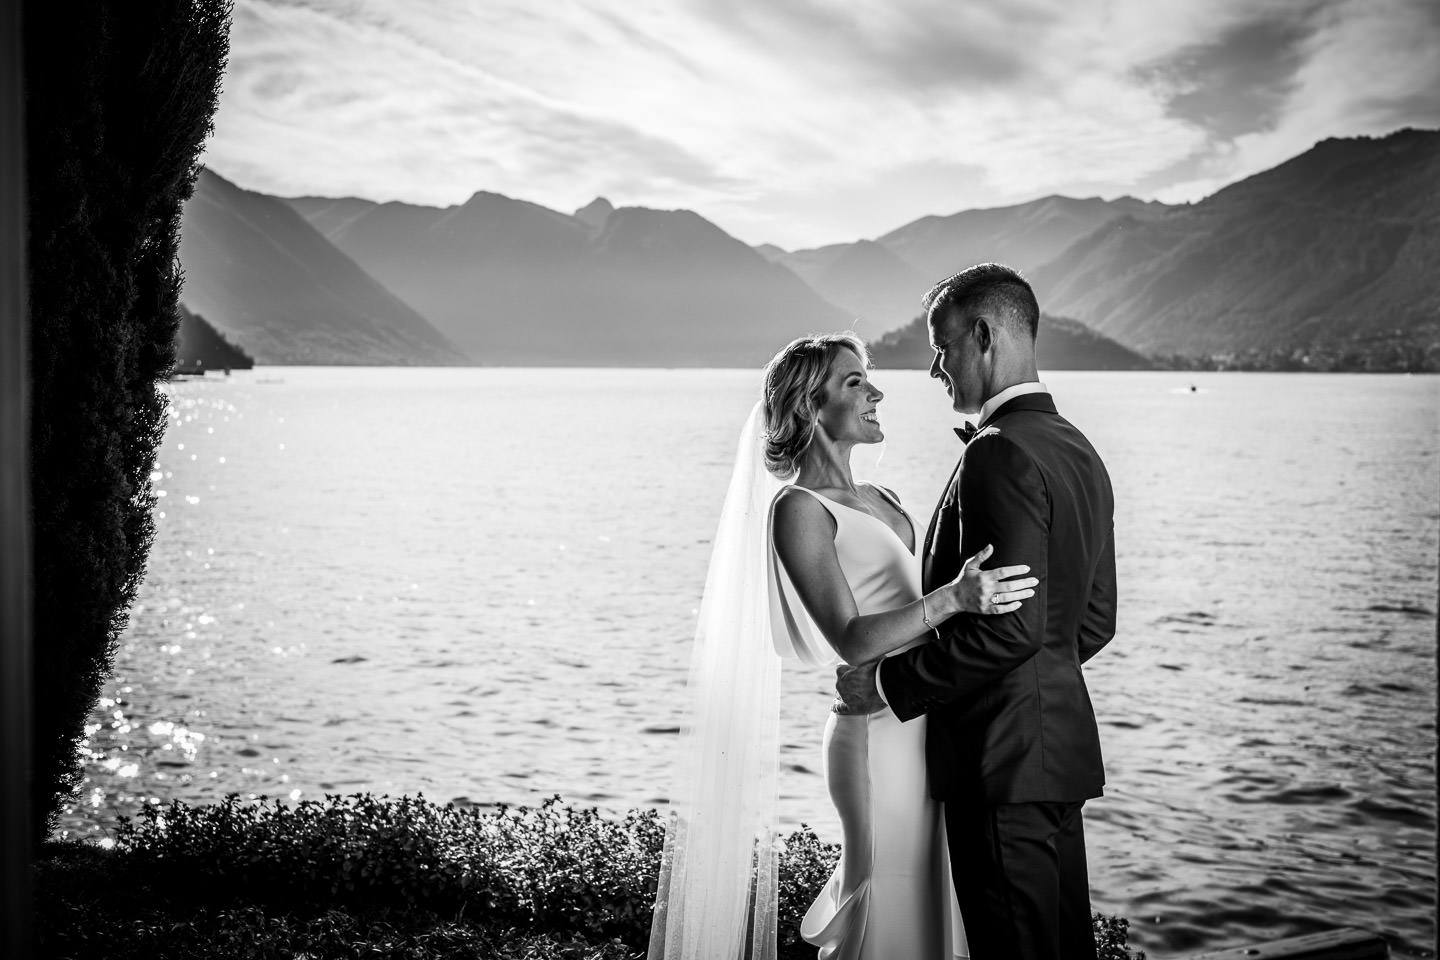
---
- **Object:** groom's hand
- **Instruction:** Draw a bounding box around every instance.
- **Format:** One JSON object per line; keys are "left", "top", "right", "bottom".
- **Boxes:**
{"left": 834, "top": 660, "right": 887, "bottom": 716}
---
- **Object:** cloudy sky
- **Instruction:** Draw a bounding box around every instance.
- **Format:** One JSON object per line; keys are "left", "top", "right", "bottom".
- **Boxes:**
{"left": 204, "top": 0, "right": 1440, "bottom": 248}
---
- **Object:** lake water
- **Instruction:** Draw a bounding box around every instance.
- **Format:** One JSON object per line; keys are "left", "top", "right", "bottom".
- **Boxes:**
{"left": 62, "top": 368, "right": 1437, "bottom": 959}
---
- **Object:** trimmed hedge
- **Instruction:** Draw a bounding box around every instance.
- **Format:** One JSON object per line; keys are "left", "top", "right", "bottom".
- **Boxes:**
{"left": 36, "top": 794, "right": 1143, "bottom": 959}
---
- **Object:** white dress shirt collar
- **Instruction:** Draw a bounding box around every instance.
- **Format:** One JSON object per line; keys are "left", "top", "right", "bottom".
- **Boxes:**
{"left": 977, "top": 380, "right": 1048, "bottom": 427}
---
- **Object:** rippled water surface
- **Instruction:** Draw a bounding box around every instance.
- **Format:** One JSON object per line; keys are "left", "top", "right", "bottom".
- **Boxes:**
{"left": 64, "top": 368, "right": 1437, "bottom": 958}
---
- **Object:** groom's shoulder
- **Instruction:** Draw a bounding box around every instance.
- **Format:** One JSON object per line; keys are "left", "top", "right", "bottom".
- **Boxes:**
{"left": 961, "top": 426, "right": 1041, "bottom": 480}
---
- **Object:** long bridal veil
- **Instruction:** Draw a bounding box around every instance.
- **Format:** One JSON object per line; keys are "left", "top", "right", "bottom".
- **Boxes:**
{"left": 647, "top": 400, "right": 830, "bottom": 960}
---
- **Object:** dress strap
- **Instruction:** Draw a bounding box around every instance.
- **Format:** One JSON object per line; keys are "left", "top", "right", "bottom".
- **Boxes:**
{"left": 866, "top": 482, "right": 904, "bottom": 513}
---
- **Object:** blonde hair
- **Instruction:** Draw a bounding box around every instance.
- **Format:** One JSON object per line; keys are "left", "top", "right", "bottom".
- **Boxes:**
{"left": 761, "top": 332, "right": 869, "bottom": 479}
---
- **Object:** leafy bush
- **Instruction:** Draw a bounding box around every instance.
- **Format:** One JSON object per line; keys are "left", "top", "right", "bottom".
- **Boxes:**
{"left": 776, "top": 824, "right": 838, "bottom": 958}
{"left": 36, "top": 794, "right": 1142, "bottom": 959}
{"left": 111, "top": 793, "right": 666, "bottom": 943}
{"left": 1095, "top": 913, "right": 1146, "bottom": 960}
{"left": 39, "top": 898, "right": 636, "bottom": 960}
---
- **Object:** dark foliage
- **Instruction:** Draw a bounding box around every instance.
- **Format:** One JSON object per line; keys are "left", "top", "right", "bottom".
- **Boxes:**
{"left": 34, "top": 794, "right": 1143, "bottom": 959}
{"left": 110, "top": 794, "right": 667, "bottom": 942}
{"left": 776, "top": 824, "right": 839, "bottom": 957}
{"left": 23, "top": 0, "right": 231, "bottom": 842}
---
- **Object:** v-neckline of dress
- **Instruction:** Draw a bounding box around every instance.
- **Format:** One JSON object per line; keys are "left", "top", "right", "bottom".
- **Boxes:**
{"left": 797, "top": 486, "right": 918, "bottom": 557}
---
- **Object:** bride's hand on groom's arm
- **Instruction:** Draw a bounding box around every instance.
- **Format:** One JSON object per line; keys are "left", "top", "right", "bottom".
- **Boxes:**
{"left": 944, "top": 543, "right": 1038, "bottom": 616}
{"left": 834, "top": 660, "right": 887, "bottom": 716}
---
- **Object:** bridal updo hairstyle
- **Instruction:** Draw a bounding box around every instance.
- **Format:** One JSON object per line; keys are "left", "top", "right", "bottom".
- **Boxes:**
{"left": 761, "top": 332, "right": 870, "bottom": 479}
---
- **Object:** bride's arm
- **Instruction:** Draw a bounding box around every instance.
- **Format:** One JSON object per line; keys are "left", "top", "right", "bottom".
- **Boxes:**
{"left": 771, "top": 490, "right": 1036, "bottom": 665}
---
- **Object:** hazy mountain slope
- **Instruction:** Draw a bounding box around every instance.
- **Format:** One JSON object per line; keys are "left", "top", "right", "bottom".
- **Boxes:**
{"left": 573, "top": 206, "right": 852, "bottom": 365}
{"left": 812, "top": 241, "right": 934, "bottom": 331}
{"left": 756, "top": 194, "right": 1173, "bottom": 339}
{"left": 173, "top": 303, "right": 254, "bottom": 374}
{"left": 303, "top": 193, "right": 851, "bottom": 366}
{"left": 762, "top": 242, "right": 848, "bottom": 281}
{"left": 319, "top": 191, "right": 593, "bottom": 362}
{"left": 285, "top": 196, "right": 379, "bottom": 237}
{"left": 1030, "top": 129, "right": 1440, "bottom": 364}
{"left": 179, "top": 170, "right": 467, "bottom": 365}
{"left": 876, "top": 195, "right": 1174, "bottom": 279}
{"left": 763, "top": 240, "right": 932, "bottom": 332}
{"left": 867, "top": 313, "right": 1155, "bottom": 371}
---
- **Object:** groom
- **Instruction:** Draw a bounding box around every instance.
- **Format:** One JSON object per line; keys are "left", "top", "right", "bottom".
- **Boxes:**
{"left": 837, "top": 263, "right": 1117, "bottom": 960}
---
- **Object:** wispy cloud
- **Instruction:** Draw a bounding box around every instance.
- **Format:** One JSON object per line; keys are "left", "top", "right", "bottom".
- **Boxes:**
{"left": 1140, "top": 0, "right": 1440, "bottom": 202}
{"left": 202, "top": 0, "right": 1440, "bottom": 247}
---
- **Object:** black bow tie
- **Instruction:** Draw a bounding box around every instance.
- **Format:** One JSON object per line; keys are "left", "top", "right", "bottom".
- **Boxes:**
{"left": 954, "top": 422, "right": 979, "bottom": 443}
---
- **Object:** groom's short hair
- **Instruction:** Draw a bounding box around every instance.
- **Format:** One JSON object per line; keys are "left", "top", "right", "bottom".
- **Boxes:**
{"left": 923, "top": 263, "right": 1039, "bottom": 341}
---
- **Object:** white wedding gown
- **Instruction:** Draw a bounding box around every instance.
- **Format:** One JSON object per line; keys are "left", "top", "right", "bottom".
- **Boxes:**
{"left": 774, "top": 486, "right": 968, "bottom": 960}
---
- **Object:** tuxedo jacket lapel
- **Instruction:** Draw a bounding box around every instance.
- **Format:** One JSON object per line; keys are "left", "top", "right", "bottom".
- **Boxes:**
{"left": 926, "top": 394, "right": 1058, "bottom": 589}
{"left": 922, "top": 458, "right": 961, "bottom": 587}
{"left": 924, "top": 426, "right": 972, "bottom": 588}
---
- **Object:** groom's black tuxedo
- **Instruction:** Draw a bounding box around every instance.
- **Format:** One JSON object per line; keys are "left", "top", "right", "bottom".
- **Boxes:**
{"left": 876, "top": 390, "right": 1116, "bottom": 960}
{"left": 879, "top": 390, "right": 1115, "bottom": 799}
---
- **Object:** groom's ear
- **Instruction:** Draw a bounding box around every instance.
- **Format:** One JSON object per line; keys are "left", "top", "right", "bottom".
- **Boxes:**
{"left": 974, "top": 318, "right": 992, "bottom": 354}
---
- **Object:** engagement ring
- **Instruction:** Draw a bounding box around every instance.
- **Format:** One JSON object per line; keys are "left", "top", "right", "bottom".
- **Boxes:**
{"left": 991, "top": 593, "right": 1001, "bottom": 604}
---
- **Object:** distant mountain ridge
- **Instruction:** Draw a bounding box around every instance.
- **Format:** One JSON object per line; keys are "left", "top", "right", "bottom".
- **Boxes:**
{"left": 179, "top": 170, "right": 467, "bottom": 365}
{"left": 759, "top": 240, "right": 933, "bottom": 335}
{"left": 876, "top": 194, "right": 1175, "bottom": 280}
{"left": 1030, "top": 128, "right": 1440, "bottom": 368}
{"left": 758, "top": 195, "right": 1175, "bottom": 333}
{"left": 295, "top": 189, "right": 850, "bottom": 366}
{"left": 285, "top": 195, "right": 379, "bottom": 237}
{"left": 757, "top": 131, "right": 1437, "bottom": 370}
{"left": 185, "top": 127, "right": 1438, "bottom": 371}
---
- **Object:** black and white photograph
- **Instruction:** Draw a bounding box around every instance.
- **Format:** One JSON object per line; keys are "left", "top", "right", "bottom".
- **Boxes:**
{"left": 3, "top": 1, "right": 1436, "bottom": 959}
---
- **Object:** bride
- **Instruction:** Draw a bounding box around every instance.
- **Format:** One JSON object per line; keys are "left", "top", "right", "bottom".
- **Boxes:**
{"left": 648, "top": 333, "right": 1037, "bottom": 960}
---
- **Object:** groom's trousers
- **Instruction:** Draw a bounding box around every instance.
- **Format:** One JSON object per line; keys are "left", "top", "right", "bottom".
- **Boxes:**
{"left": 944, "top": 798, "right": 1097, "bottom": 960}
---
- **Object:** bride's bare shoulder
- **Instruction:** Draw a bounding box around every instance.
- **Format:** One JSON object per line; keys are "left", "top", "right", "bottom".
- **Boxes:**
{"left": 771, "top": 486, "right": 835, "bottom": 539}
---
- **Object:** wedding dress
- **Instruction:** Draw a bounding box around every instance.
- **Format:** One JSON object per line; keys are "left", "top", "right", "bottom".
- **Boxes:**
{"left": 774, "top": 486, "right": 968, "bottom": 960}
{"left": 646, "top": 403, "right": 965, "bottom": 960}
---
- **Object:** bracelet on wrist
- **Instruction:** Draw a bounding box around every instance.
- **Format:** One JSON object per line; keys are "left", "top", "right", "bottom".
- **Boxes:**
{"left": 921, "top": 594, "right": 937, "bottom": 634}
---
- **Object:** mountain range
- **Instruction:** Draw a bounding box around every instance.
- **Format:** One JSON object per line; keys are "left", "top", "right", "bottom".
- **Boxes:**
{"left": 178, "top": 170, "right": 466, "bottom": 365}
{"left": 175, "top": 127, "right": 1439, "bottom": 370}
{"left": 1030, "top": 128, "right": 1439, "bottom": 368}
{"left": 289, "top": 190, "right": 849, "bottom": 366}
{"left": 754, "top": 193, "right": 1173, "bottom": 339}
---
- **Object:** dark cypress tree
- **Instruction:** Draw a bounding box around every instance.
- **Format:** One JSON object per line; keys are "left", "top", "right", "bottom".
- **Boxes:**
{"left": 24, "top": 0, "right": 231, "bottom": 842}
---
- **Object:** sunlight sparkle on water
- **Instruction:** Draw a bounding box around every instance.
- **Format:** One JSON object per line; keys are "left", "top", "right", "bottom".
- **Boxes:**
{"left": 101, "top": 758, "right": 139, "bottom": 778}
